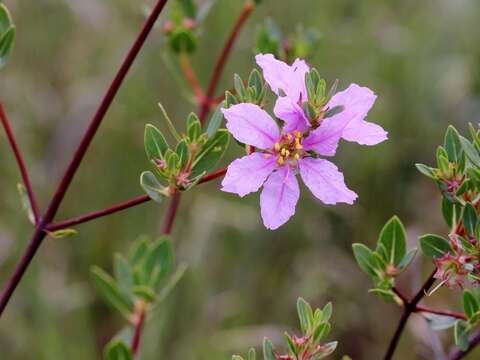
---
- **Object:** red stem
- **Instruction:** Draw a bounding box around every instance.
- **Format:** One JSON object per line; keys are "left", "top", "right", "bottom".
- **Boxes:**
{"left": 383, "top": 270, "right": 437, "bottom": 360}
{"left": 198, "top": 2, "right": 254, "bottom": 122}
{"left": 415, "top": 305, "right": 467, "bottom": 320}
{"left": 449, "top": 328, "right": 480, "bottom": 360}
{"left": 0, "top": 102, "right": 40, "bottom": 223}
{"left": 0, "top": 0, "right": 169, "bottom": 318}
{"left": 46, "top": 167, "right": 226, "bottom": 232}
{"left": 179, "top": 52, "right": 205, "bottom": 103}
{"left": 162, "top": 192, "right": 181, "bottom": 235}
{"left": 131, "top": 310, "right": 146, "bottom": 357}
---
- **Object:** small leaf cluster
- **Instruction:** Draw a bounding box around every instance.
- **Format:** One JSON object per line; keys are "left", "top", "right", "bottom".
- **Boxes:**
{"left": 255, "top": 18, "right": 320, "bottom": 61}
{"left": 225, "top": 69, "right": 267, "bottom": 108}
{"left": 0, "top": 3, "right": 15, "bottom": 69}
{"left": 162, "top": 0, "right": 199, "bottom": 54}
{"left": 417, "top": 126, "right": 480, "bottom": 287}
{"left": 141, "top": 106, "right": 229, "bottom": 202}
{"left": 233, "top": 298, "right": 337, "bottom": 360}
{"left": 353, "top": 216, "right": 416, "bottom": 302}
{"left": 303, "top": 69, "right": 341, "bottom": 128}
{"left": 91, "top": 236, "right": 184, "bottom": 360}
{"left": 455, "top": 290, "right": 480, "bottom": 350}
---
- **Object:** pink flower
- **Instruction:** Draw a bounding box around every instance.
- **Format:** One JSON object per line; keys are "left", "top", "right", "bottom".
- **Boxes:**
{"left": 256, "top": 53, "right": 388, "bottom": 145}
{"left": 221, "top": 103, "right": 357, "bottom": 230}
{"left": 220, "top": 54, "right": 388, "bottom": 230}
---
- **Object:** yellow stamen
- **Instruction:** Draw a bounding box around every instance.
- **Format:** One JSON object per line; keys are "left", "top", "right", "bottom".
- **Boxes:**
{"left": 274, "top": 142, "right": 281, "bottom": 151}
{"left": 294, "top": 153, "right": 300, "bottom": 160}
{"left": 286, "top": 134, "right": 292, "bottom": 140}
{"left": 281, "top": 148, "right": 286, "bottom": 156}
{"left": 277, "top": 156, "right": 285, "bottom": 165}
{"left": 293, "top": 130, "right": 301, "bottom": 138}
{"left": 296, "top": 143, "right": 303, "bottom": 150}
{"left": 284, "top": 150, "right": 290, "bottom": 157}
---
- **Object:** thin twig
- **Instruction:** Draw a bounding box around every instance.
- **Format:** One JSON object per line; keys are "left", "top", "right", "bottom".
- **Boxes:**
{"left": 179, "top": 52, "right": 205, "bottom": 103}
{"left": 449, "top": 328, "right": 480, "bottom": 360}
{"left": 131, "top": 309, "right": 147, "bottom": 357}
{"left": 162, "top": 192, "right": 181, "bottom": 235}
{"left": 198, "top": 2, "right": 254, "bottom": 122}
{"left": 384, "top": 270, "right": 437, "bottom": 360}
{"left": 0, "top": 0, "right": 169, "bottom": 318}
{"left": 47, "top": 168, "right": 227, "bottom": 232}
{"left": 0, "top": 102, "right": 40, "bottom": 223}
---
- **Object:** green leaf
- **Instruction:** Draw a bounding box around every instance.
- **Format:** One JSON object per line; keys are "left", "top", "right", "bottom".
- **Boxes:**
{"left": 419, "top": 234, "right": 453, "bottom": 259}
{"left": 114, "top": 254, "right": 133, "bottom": 295}
{"left": 463, "top": 290, "right": 479, "bottom": 319}
{"left": 140, "top": 171, "right": 167, "bottom": 203}
{"left": 145, "top": 238, "right": 174, "bottom": 289}
{"left": 132, "top": 285, "right": 156, "bottom": 302}
{"left": 352, "top": 243, "right": 382, "bottom": 278}
{"left": 47, "top": 228, "right": 78, "bottom": 239}
{"left": 262, "top": 338, "right": 276, "bottom": 360}
{"left": 377, "top": 216, "right": 407, "bottom": 266}
{"left": 206, "top": 102, "right": 225, "bottom": 138}
{"left": 460, "top": 135, "right": 480, "bottom": 168}
{"left": 247, "top": 348, "right": 256, "bottom": 360}
{"left": 248, "top": 69, "right": 263, "bottom": 99}
{"left": 317, "top": 341, "right": 338, "bottom": 359}
{"left": 0, "top": 25, "right": 14, "bottom": 69}
{"left": 234, "top": 74, "right": 247, "bottom": 100}
{"left": 144, "top": 124, "right": 169, "bottom": 161}
{"left": 175, "top": 138, "right": 190, "bottom": 169}
{"left": 463, "top": 203, "right": 477, "bottom": 237}
{"left": 398, "top": 248, "right": 417, "bottom": 271}
{"left": 415, "top": 163, "right": 437, "bottom": 179}
{"left": 424, "top": 313, "right": 458, "bottom": 331}
{"left": 454, "top": 320, "right": 470, "bottom": 351}
{"left": 442, "top": 197, "right": 460, "bottom": 229}
{"left": 190, "top": 129, "right": 229, "bottom": 177}
{"left": 177, "top": 0, "right": 197, "bottom": 18}
{"left": 312, "top": 322, "right": 330, "bottom": 343}
{"left": 297, "top": 297, "right": 313, "bottom": 333}
{"left": 186, "top": 113, "right": 201, "bottom": 142}
{"left": 0, "top": 4, "right": 13, "bottom": 34}
{"left": 16, "top": 183, "right": 35, "bottom": 224}
{"left": 444, "top": 126, "right": 462, "bottom": 163}
{"left": 91, "top": 266, "right": 133, "bottom": 320}
{"left": 129, "top": 236, "right": 149, "bottom": 266}
{"left": 368, "top": 288, "right": 396, "bottom": 302}
{"left": 321, "top": 302, "right": 333, "bottom": 322}
{"left": 104, "top": 339, "right": 133, "bottom": 360}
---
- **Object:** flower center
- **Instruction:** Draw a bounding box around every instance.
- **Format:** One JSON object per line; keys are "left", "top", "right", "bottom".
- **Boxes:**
{"left": 273, "top": 130, "right": 304, "bottom": 165}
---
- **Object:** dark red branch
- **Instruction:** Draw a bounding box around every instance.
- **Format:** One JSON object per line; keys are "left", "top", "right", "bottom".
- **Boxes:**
{"left": 199, "top": 2, "right": 254, "bottom": 122}
{"left": 131, "top": 309, "right": 147, "bottom": 357}
{"left": 449, "top": 328, "right": 480, "bottom": 360}
{"left": 179, "top": 53, "right": 205, "bottom": 103}
{"left": 0, "top": 0, "right": 169, "bottom": 318}
{"left": 46, "top": 195, "right": 151, "bottom": 231}
{"left": 0, "top": 102, "right": 40, "bottom": 223}
{"left": 162, "top": 192, "right": 181, "bottom": 235}
{"left": 383, "top": 270, "right": 437, "bottom": 360}
{"left": 415, "top": 305, "right": 467, "bottom": 321}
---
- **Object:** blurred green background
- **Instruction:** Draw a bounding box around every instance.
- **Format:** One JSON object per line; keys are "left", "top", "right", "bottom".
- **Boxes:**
{"left": 1, "top": 0, "right": 480, "bottom": 359}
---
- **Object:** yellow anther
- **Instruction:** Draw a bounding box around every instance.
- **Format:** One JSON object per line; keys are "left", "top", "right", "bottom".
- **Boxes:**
{"left": 293, "top": 130, "right": 302, "bottom": 138}
{"left": 294, "top": 153, "right": 300, "bottom": 160}
{"left": 284, "top": 150, "right": 291, "bottom": 157}
{"left": 281, "top": 148, "right": 286, "bottom": 156}
{"left": 296, "top": 143, "right": 303, "bottom": 150}
{"left": 274, "top": 142, "right": 281, "bottom": 151}
{"left": 286, "top": 134, "right": 292, "bottom": 140}
{"left": 277, "top": 156, "right": 285, "bottom": 165}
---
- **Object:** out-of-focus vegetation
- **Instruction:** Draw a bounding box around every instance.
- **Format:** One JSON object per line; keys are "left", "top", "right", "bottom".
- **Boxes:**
{"left": 1, "top": 0, "right": 480, "bottom": 358}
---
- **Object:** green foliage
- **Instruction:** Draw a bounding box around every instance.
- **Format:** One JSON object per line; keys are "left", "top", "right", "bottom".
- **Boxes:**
{"left": 16, "top": 183, "right": 35, "bottom": 224}
{"left": 0, "top": 4, "right": 15, "bottom": 69}
{"left": 353, "top": 216, "right": 415, "bottom": 302}
{"left": 234, "top": 299, "right": 337, "bottom": 360}
{"left": 104, "top": 340, "right": 133, "bottom": 360}
{"left": 225, "top": 70, "right": 267, "bottom": 108}
{"left": 419, "top": 234, "right": 453, "bottom": 260}
{"left": 141, "top": 105, "right": 230, "bottom": 198}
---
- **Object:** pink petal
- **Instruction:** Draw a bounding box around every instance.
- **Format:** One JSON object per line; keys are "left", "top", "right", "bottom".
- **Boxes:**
{"left": 221, "top": 153, "right": 277, "bottom": 197}
{"left": 299, "top": 158, "right": 357, "bottom": 205}
{"left": 301, "top": 114, "right": 348, "bottom": 156}
{"left": 327, "top": 83, "right": 387, "bottom": 145}
{"left": 255, "top": 54, "right": 310, "bottom": 101}
{"left": 222, "top": 103, "right": 280, "bottom": 150}
{"left": 260, "top": 166, "right": 300, "bottom": 230}
{"left": 274, "top": 96, "right": 310, "bottom": 133}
